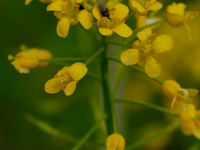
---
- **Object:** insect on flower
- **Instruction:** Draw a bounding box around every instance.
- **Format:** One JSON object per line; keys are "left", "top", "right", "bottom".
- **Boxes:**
{"left": 77, "top": 3, "right": 84, "bottom": 11}
{"left": 96, "top": 0, "right": 110, "bottom": 19}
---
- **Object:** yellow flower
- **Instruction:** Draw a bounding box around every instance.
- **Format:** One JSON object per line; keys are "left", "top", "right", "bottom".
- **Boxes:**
{"left": 162, "top": 80, "right": 199, "bottom": 109}
{"left": 47, "top": 0, "right": 93, "bottom": 38}
{"left": 8, "top": 45, "right": 52, "bottom": 73}
{"left": 179, "top": 104, "right": 200, "bottom": 139}
{"left": 129, "top": 0, "right": 163, "bottom": 16}
{"left": 25, "top": 0, "right": 32, "bottom": 5}
{"left": 166, "top": 3, "right": 198, "bottom": 41}
{"left": 106, "top": 134, "right": 125, "bottom": 150}
{"left": 120, "top": 28, "right": 173, "bottom": 77}
{"left": 92, "top": 3, "right": 133, "bottom": 38}
{"left": 8, "top": 50, "right": 39, "bottom": 74}
{"left": 45, "top": 62, "right": 88, "bottom": 96}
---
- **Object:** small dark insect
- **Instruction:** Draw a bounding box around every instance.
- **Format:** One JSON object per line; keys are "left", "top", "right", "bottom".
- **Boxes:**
{"left": 96, "top": 0, "right": 110, "bottom": 19}
{"left": 77, "top": 3, "right": 84, "bottom": 11}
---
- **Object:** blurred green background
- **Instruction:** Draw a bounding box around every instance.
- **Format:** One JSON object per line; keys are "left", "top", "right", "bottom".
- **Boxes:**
{"left": 0, "top": 0, "right": 200, "bottom": 150}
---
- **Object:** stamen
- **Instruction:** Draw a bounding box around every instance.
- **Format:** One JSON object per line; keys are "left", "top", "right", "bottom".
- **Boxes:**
{"left": 65, "top": 91, "right": 69, "bottom": 94}
{"left": 123, "top": 57, "right": 130, "bottom": 65}
{"left": 8, "top": 55, "right": 15, "bottom": 60}
{"left": 59, "top": 77, "right": 63, "bottom": 83}
{"left": 183, "top": 23, "right": 192, "bottom": 41}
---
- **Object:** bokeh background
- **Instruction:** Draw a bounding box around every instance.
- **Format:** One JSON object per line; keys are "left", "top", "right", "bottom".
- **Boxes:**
{"left": 0, "top": 0, "right": 200, "bottom": 149}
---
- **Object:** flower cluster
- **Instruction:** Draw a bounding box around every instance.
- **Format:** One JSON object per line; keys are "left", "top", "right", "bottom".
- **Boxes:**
{"left": 120, "top": 27, "right": 173, "bottom": 77}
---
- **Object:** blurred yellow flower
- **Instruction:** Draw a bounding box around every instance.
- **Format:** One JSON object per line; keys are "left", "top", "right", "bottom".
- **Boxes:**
{"left": 25, "top": 0, "right": 52, "bottom": 5}
{"left": 120, "top": 27, "right": 173, "bottom": 77}
{"left": 179, "top": 104, "right": 200, "bottom": 139}
{"left": 92, "top": 3, "right": 133, "bottom": 37}
{"left": 47, "top": 0, "right": 93, "bottom": 38}
{"left": 45, "top": 62, "right": 88, "bottom": 96}
{"left": 162, "top": 80, "right": 199, "bottom": 109}
{"left": 8, "top": 45, "right": 52, "bottom": 73}
{"left": 106, "top": 134, "right": 125, "bottom": 150}
{"left": 129, "top": 0, "right": 163, "bottom": 16}
{"left": 8, "top": 51, "right": 39, "bottom": 74}
{"left": 166, "top": 3, "right": 198, "bottom": 41}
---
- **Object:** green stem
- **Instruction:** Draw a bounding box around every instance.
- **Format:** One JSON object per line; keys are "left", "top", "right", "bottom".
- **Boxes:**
{"left": 125, "top": 121, "right": 179, "bottom": 150}
{"left": 101, "top": 41, "right": 118, "bottom": 134}
{"left": 106, "top": 41, "right": 132, "bottom": 48}
{"left": 39, "top": 57, "right": 100, "bottom": 62}
{"left": 108, "top": 57, "right": 164, "bottom": 85}
{"left": 85, "top": 47, "right": 105, "bottom": 65}
{"left": 24, "top": 114, "right": 104, "bottom": 147}
{"left": 115, "top": 99, "right": 179, "bottom": 117}
{"left": 71, "top": 114, "right": 107, "bottom": 150}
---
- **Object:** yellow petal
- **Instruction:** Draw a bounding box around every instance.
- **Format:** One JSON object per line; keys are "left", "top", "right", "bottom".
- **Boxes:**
{"left": 106, "top": 134, "right": 125, "bottom": 150}
{"left": 45, "top": 78, "right": 62, "bottom": 94}
{"left": 47, "top": 0, "right": 64, "bottom": 11}
{"left": 11, "top": 60, "right": 29, "bottom": 74}
{"left": 185, "top": 89, "right": 199, "bottom": 96}
{"left": 151, "top": 34, "right": 173, "bottom": 53}
{"left": 92, "top": 5, "right": 102, "bottom": 21}
{"left": 57, "top": 17, "right": 70, "bottom": 38}
{"left": 76, "top": 0, "right": 83, "bottom": 4}
{"left": 25, "top": 0, "right": 32, "bottom": 5}
{"left": 112, "top": 23, "right": 133, "bottom": 38}
{"left": 146, "top": 1, "right": 163, "bottom": 11}
{"left": 131, "top": 0, "right": 147, "bottom": 15}
{"left": 68, "top": 62, "right": 88, "bottom": 81}
{"left": 120, "top": 49, "right": 139, "bottom": 65}
{"left": 145, "top": 56, "right": 161, "bottom": 78}
{"left": 64, "top": 81, "right": 76, "bottom": 96}
{"left": 77, "top": 10, "right": 93, "bottom": 29}
{"left": 137, "top": 28, "right": 152, "bottom": 42}
{"left": 113, "top": 4, "right": 129, "bottom": 21}
{"left": 179, "top": 117, "right": 196, "bottom": 136}
{"left": 167, "top": 3, "right": 185, "bottom": 16}
{"left": 99, "top": 28, "right": 114, "bottom": 36}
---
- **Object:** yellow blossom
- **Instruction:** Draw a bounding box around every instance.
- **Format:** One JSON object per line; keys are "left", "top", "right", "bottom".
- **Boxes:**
{"left": 162, "top": 80, "right": 199, "bottom": 109}
{"left": 120, "top": 28, "right": 173, "bottom": 77}
{"left": 45, "top": 62, "right": 88, "bottom": 96}
{"left": 106, "top": 134, "right": 125, "bottom": 150}
{"left": 129, "top": 0, "right": 163, "bottom": 16}
{"left": 25, "top": 0, "right": 32, "bottom": 5}
{"left": 47, "top": 0, "right": 93, "bottom": 38}
{"left": 8, "top": 50, "right": 39, "bottom": 74}
{"left": 166, "top": 3, "right": 198, "bottom": 41}
{"left": 179, "top": 104, "right": 200, "bottom": 139}
{"left": 92, "top": 3, "right": 133, "bottom": 38}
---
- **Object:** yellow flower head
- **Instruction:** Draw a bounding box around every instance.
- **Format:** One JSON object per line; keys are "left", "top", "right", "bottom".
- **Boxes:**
{"left": 166, "top": 3, "right": 198, "bottom": 41}
{"left": 162, "top": 80, "right": 199, "bottom": 110}
{"left": 179, "top": 104, "right": 200, "bottom": 139}
{"left": 92, "top": 3, "right": 133, "bottom": 38}
{"left": 45, "top": 62, "right": 88, "bottom": 96}
{"left": 47, "top": 0, "right": 93, "bottom": 38}
{"left": 120, "top": 28, "right": 173, "bottom": 77}
{"left": 106, "top": 134, "right": 125, "bottom": 150}
{"left": 129, "top": 0, "right": 163, "bottom": 16}
{"left": 8, "top": 50, "right": 39, "bottom": 74}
